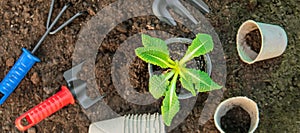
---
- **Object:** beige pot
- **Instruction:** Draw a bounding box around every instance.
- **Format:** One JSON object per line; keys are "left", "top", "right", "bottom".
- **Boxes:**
{"left": 236, "top": 20, "right": 288, "bottom": 64}
{"left": 214, "top": 96, "right": 259, "bottom": 133}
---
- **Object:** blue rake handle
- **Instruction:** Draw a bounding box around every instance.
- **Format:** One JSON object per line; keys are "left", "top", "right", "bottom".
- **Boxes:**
{"left": 0, "top": 48, "right": 40, "bottom": 105}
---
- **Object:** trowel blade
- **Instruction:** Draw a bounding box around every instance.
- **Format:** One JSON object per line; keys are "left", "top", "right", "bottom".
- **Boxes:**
{"left": 63, "top": 62, "right": 85, "bottom": 85}
{"left": 63, "top": 62, "right": 104, "bottom": 109}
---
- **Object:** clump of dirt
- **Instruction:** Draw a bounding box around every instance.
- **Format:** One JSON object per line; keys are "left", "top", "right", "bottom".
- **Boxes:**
{"left": 221, "top": 106, "right": 251, "bottom": 133}
{"left": 5, "top": 57, "right": 15, "bottom": 67}
{"left": 246, "top": 29, "right": 261, "bottom": 53}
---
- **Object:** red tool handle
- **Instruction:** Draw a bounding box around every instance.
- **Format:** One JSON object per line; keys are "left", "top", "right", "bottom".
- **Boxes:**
{"left": 15, "top": 86, "right": 75, "bottom": 131}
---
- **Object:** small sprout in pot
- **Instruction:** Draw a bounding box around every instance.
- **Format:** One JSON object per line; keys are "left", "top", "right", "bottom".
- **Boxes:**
{"left": 135, "top": 34, "right": 222, "bottom": 126}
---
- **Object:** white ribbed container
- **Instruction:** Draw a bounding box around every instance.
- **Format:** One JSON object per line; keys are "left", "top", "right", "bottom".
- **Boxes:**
{"left": 237, "top": 20, "right": 288, "bottom": 64}
{"left": 89, "top": 113, "right": 165, "bottom": 133}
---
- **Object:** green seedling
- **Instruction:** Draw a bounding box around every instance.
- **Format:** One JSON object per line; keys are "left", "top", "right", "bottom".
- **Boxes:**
{"left": 135, "top": 34, "right": 222, "bottom": 126}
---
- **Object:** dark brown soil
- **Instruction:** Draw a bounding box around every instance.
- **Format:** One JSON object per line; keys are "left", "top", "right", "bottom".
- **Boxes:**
{"left": 221, "top": 106, "right": 251, "bottom": 133}
{"left": 129, "top": 58, "right": 149, "bottom": 93}
{"left": 246, "top": 29, "right": 261, "bottom": 53}
{"left": 0, "top": 0, "right": 299, "bottom": 132}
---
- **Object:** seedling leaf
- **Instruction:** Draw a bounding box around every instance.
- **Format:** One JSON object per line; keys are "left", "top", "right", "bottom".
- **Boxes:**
{"left": 161, "top": 73, "right": 180, "bottom": 126}
{"left": 179, "top": 73, "right": 197, "bottom": 96}
{"left": 181, "top": 68, "right": 222, "bottom": 92}
{"left": 180, "top": 34, "right": 213, "bottom": 64}
{"left": 135, "top": 47, "right": 175, "bottom": 68}
{"left": 142, "top": 34, "right": 169, "bottom": 53}
{"left": 149, "top": 70, "right": 175, "bottom": 99}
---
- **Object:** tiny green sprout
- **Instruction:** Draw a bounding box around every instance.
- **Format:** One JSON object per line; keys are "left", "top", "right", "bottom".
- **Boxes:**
{"left": 135, "top": 34, "right": 222, "bottom": 126}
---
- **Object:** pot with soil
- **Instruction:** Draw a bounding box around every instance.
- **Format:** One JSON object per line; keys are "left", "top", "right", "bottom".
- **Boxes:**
{"left": 148, "top": 37, "right": 212, "bottom": 99}
{"left": 236, "top": 20, "right": 288, "bottom": 64}
{"left": 214, "top": 96, "right": 259, "bottom": 133}
{"left": 135, "top": 34, "right": 222, "bottom": 126}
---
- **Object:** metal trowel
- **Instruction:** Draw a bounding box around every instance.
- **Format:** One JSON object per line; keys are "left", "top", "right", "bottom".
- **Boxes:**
{"left": 15, "top": 62, "right": 104, "bottom": 131}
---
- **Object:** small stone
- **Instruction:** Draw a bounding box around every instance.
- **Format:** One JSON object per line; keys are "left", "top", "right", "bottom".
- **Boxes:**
{"left": 30, "top": 72, "right": 40, "bottom": 85}
{"left": 6, "top": 57, "right": 15, "bottom": 67}
{"left": 249, "top": 0, "right": 258, "bottom": 9}
{"left": 290, "top": 59, "right": 297, "bottom": 65}
{"left": 0, "top": 45, "right": 4, "bottom": 55}
{"left": 182, "top": 125, "right": 187, "bottom": 131}
{"left": 83, "top": 2, "right": 88, "bottom": 6}
{"left": 297, "top": 82, "right": 300, "bottom": 87}
{"left": 222, "top": 9, "right": 230, "bottom": 16}
{"left": 119, "top": 34, "right": 127, "bottom": 41}
{"left": 43, "top": 87, "right": 54, "bottom": 95}
{"left": 146, "top": 24, "right": 155, "bottom": 30}
{"left": 87, "top": 8, "right": 96, "bottom": 16}
{"left": 116, "top": 25, "right": 127, "bottom": 33}
{"left": 27, "top": 127, "right": 36, "bottom": 133}
{"left": 3, "top": 125, "right": 10, "bottom": 130}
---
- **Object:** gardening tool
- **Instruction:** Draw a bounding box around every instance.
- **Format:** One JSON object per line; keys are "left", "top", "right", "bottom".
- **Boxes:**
{"left": 15, "top": 62, "right": 104, "bottom": 131}
{"left": 0, "top": 0, "right": 85, "bottom": 105}
{"left": 152, "top": 0, "right": 210, "bottom": 26}
{"left": 89, "top": 113, "right": 165, "bottom": 133}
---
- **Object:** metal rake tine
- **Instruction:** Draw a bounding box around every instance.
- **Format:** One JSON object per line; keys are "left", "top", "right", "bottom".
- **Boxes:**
{"left": 46, "top": 0, "right": 55, "bottom": 29}
{"left": 188, "top": 0, "right": 210, "bottom": 14}
{"left": 49, "top": 11, "right": 87, "bottom": 35}
{"left": 31, "top": 2, "right": 71, "bottom": 53}
{"left": 169, "top": 0, "right": 198, "bottom": 24}
{"left": 152, "top": 0, "right": 177, "bottom": 26}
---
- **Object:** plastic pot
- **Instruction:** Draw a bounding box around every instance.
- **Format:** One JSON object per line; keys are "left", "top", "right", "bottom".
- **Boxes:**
{"left": 148, "top": 37, "right": 212, "bottom": 99}
{"left": 236, "top": 20, "right": 288, "bottom": 64}
{"left": 89, "top": 113, "right": 165, "bottom": 133}
{"left": 214, "top": 96, "right": 259, "bottom": 133}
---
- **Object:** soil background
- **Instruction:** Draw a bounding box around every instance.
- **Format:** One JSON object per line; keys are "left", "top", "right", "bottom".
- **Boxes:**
{"left": 0, "top": 0, "right": 299, "bottom": 133}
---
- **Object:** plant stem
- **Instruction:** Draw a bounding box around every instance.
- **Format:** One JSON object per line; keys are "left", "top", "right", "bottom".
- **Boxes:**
{"left": 165, "top": 70, "right": 175, "bottom": 80}
{"left": 168, "top": 58, "right": 176, "bottom": 65}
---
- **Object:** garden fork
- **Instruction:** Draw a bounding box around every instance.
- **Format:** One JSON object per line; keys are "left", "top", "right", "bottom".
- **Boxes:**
{"left": 152, "top": 0, "right": 210, "bottom": 26}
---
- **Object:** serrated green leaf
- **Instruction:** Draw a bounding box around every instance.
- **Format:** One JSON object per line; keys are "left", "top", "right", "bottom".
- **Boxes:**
{"left": 135, "top": 47, "right": 175, "bottom": 68}
{"left": 149, "top": 70, "right": 175, "bottom": 99}
{"left": 180, "top": 34, "right": 213, "bottom": 64}
{"left": 181, "top": 68, "right": 222, "bottom": 92}
{"left": 161, "top": 73, "right": 180, "bottom": 126}
{"left": 142, "top": 34, "right": 169, "bottom": 55}
{"left": 179, "top": 74, "right": 197, "bottom": 96}
{"left": 161, "top": 90, "right": 179, "bottom": 126}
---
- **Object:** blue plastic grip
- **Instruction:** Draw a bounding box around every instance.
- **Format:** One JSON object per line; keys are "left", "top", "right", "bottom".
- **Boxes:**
{"left": 0, "top": 48, "right": 40, "bottom": 105}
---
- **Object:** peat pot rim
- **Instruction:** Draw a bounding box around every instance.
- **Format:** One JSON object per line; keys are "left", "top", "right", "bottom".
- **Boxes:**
{"left": 214, "top": 96, "right": 259, "bottom": 133}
